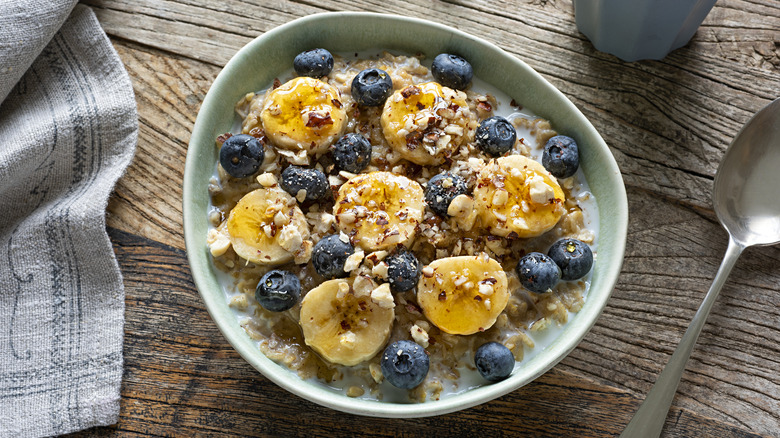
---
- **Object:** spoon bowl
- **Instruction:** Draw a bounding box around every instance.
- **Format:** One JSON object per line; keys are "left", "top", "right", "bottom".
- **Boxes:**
{"left": 715, "top": 97, "right": 780, "bottom": 247}
{"left": 622, "top": 97, "right": 780, "bottom": 437}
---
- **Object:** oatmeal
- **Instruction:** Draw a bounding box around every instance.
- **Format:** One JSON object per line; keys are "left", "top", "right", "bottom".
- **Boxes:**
{"left": 207, "top": 50, "right": 598, "bottom": 402}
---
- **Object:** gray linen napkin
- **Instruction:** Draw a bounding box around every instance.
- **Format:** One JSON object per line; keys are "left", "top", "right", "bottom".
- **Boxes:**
{"left": 0, "top": 1, "right": 137, "bottom": 436}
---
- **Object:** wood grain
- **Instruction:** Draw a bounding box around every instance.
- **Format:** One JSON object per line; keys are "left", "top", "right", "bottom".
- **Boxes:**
{"left": 77, "top": 0, "right": 780, "bottom": 435}
{"left": 66, "top": 228, "right": 770, "bottom": 437}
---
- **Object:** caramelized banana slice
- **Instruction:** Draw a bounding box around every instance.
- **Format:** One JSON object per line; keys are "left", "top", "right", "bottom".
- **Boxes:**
{"left": 226, "top": 187, "right": 311, "bottom": 265}
{"left": 334, "top": 171, "right": 425, "bottom": 251}
{"left": 380, "top": 82, "right": 474, "bottom": 165}
{"left": 300, "top": 278, "right": 395, "bottom": 366}
{"left": 417, "top": 254, "right": 509, "bottom": 335}
{"left": 474, "top": 155, "right": 566, "bottom": 238}
{"left": 261, "top": 77, "right": 347, "bottom": 155}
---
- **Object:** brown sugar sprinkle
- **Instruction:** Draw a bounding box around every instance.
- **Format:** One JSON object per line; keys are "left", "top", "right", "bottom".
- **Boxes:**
{"left": 306, "top": 112, "right": 333, "bottom": 128}
{"left": 438, "top": 292, "right": 447, "bottom": 301}
{"left": 406, "top": 131, "right": 422, "bottom": 148}
{"left": 216, "top": 132, "right": 233, "bottom": 146}
{"left": 340, "top": 320, "right": 351, "bottom": 330}
{"left": 477, "top": 101, "right": 492, "bottom": 112}
{"left": 331, "top": 98, "right": 343, "bottom": 108}
{"left": 402, "top": 85, "right": 421, "bottom": 99}
{"left": 248, "top": 127, "right": 265, "bottom": 138}
{"left": 272, "top": 78, "right": 282, "bottom": 89}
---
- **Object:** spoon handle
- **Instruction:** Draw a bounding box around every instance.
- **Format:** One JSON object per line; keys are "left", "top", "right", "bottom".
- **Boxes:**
{"left": 620, "top": 236, "right": 745, "bottom": 438}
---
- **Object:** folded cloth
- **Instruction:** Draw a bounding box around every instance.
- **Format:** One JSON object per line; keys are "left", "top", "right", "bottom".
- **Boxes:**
{"left": 0, "top": 1, "right": 137, "bottom": 436}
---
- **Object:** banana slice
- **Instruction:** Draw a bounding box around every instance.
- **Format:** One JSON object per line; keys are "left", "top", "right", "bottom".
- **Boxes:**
{"left": 300, "top": 278, "right": 395, "bottom": 366}
{"left": 417, "top": 254, "right": 509, "bottom": 335}
{"left": 474, "top": 155, "right": 566, "bottom": 238}
{"left": 226, "top": 187, "right": 311, "bottom": 265}
{"left": 333, "top": 171, "right": 425, "bottom": 251}
{"left": 260, "top": 76, "right": 347, "bottom": 155}
{"left": 380, "top": 82, "right": 473, "bottom": 165}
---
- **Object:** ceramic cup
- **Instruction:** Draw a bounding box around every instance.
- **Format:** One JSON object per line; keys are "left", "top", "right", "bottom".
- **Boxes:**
{"left": 573, "top": 0, "right": 717, "bottom": 61}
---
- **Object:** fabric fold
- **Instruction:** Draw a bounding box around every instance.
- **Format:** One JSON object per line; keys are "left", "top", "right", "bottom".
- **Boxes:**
{"left": 0, "top": 0, "right": 78, "bottom": 103}
{"left": 0, "top": 4, "right": 136, "bottom": 437}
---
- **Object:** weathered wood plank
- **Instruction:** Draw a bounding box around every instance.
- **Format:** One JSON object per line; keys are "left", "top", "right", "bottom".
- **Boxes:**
{"left": 64, "top": 227, "right": 769, "bottom": 437}
{"left": 106, "top": 41, "right": 221, "bottom": 250}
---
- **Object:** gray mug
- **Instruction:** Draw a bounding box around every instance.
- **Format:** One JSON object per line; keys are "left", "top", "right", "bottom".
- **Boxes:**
{"left": 573, "top": 0, "right": 718, "bottom": 61}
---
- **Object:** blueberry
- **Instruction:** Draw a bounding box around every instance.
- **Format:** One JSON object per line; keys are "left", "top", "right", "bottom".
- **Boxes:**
{"left": 474, "top": 342, "right": 515, "bottom": 382}
{"left": 333, "top": 133, "right": 372, "bottom": 173}
{"left": 255, "top": 270, "right": 301, "bottom": 312}
{"left": 475, "top": 116, "right": 516, "bottom": 156}
{"left": 515, "top": 252, "right": 560, "bottom": 294}
{"left": 219, "top": 134, "right": 265, "bottom": 178}
{"left": 380, "top": 340, "right": 429, "bottom": 389}
{"left": 351, "top": 68, "right": 393, "bottom": 107}
{"left": 548, "top": 238, "right": 593, "bottom": 281}
{"left": 425, "top": 172, "right": 468, "bottom": 217}
{"left": 293, "top": 48, "right": 334, "bottom": 77}
{"left": 386, "top": 249, "right": 421, "bottom": 292}
{"left": 279, "top": 166, "right": 329, "bottom": 202}
{"left": 311, "top": 234, "right": 354, "bottom": 279}
{"left": 542, "top": 135, "right": 579, "bottom": 178}
{"left": 431, "top": 53, "right": 473, "bottom": 90}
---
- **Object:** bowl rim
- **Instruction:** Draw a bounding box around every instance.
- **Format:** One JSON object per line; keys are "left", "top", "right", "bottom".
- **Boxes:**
{"left": 183, "top": 11, "right": 628, "bottom": 418}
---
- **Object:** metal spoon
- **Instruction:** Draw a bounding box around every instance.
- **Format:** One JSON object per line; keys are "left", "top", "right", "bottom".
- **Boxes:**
{"left": 621, "top": 97, "right": 780, "bottom": 438}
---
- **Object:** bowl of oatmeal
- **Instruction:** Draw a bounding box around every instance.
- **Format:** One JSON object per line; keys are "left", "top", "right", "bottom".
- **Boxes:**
{"left": 183, "top": 12, "right": 627, "bottom": 417}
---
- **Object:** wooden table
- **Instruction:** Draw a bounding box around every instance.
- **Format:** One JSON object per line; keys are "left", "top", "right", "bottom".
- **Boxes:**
{"left": 70, "top": 1, "right": 780, "bottom": 436}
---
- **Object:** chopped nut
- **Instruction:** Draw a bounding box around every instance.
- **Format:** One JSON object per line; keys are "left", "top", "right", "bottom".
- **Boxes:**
{"left": 207, "top": 228, "right": 231, "bottom": 257}
{"left": 336, "top": 281, "right": 350, "bottom": 300}
{"left": 370, "top": 283, "right": 395, "bottom": 309}
{"left": 369, "top": 363, "right": 383, "bottom": 383}
{"left": 353, "top": 275, "right": 376, "bottom": 297}
{"left": 478, "top": 282, "right": 495, "bottom": 296}
{"left": 346, "top": 386, "right": 365, "bottom": 398}
{"left": 256, "top": 172, "right": 277, "bottom": 187}
{"left": 228, "top": 294, "right": 248, "bottom": 311}
{"left": 529, "top": 174, "right": 554, "bottom": 204}
{"left": 371, "top": 261, "right": 389, "bottom": 279}
{"left": 447, "top": 194, "right": 477, "bottom": 231}
{"left": 339, "top": 170, "right": 357, "bottom": 180}
{"left": 338, "top": 211, "right": 357, "bottom": 225}
{"left": 274, "top": 210, "right": 290, "bottom": 227}
{"left": 293, "top": 240, "right": 313, "bottom": 264}
{"left": 410, "top": 324, "right": 430, "bottom": 348}
{"left": 344, "top": 250, "right": 365, "bottom": 272}
{"left": 277, "top": 224, "right": 303, "bottom": 252}
{"left": 339, "top": 331, "right": 357, "bottom": 348}
{"left": 366, "top": 250, "right": 388, "bottom": 263}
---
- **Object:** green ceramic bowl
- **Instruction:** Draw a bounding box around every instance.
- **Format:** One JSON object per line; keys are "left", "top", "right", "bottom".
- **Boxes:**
{"left": 183, "top": 12, "right": 627, "bottom": 417}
